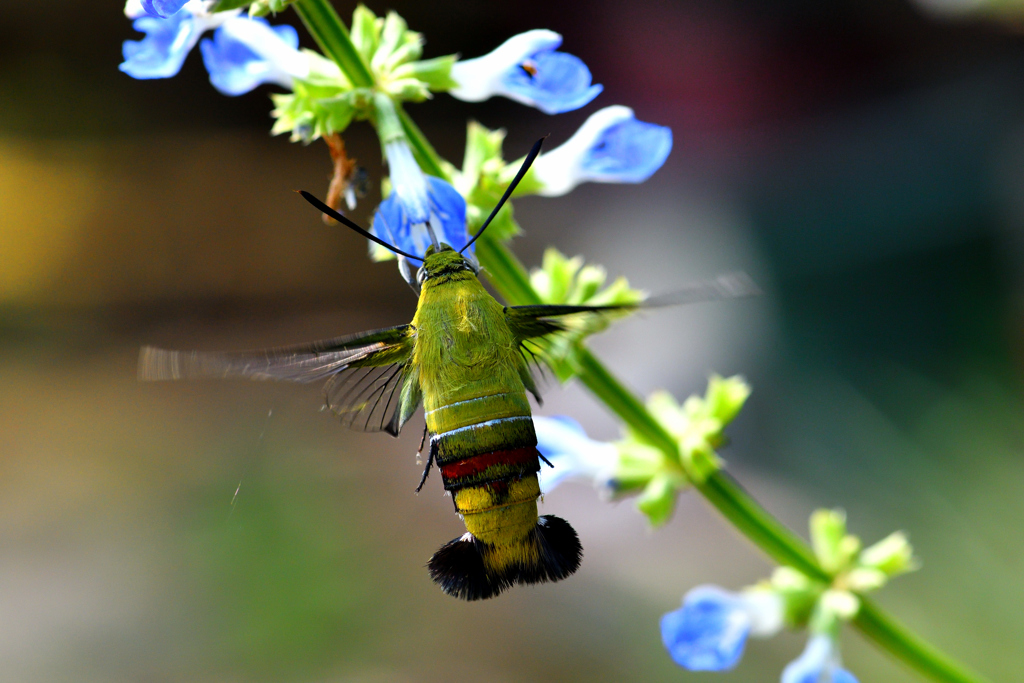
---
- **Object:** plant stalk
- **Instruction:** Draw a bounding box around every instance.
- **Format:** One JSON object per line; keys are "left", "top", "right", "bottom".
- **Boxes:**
{"left": 292, "top": 4, "right": 990, "bottom": 681}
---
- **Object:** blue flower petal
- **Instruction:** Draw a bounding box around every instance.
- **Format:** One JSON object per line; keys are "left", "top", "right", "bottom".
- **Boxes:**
{"left": 501, "top": 50, "right": 602, "bottom": 114}
{"left": 372, "top": 176, "right": 469, "bottom": 260}
{"left": 141, "top": 0, "right": 188, "bottom": 18}
{"left": 200, "top": 19, "right": 299, "bottom": 95}
{"left": 426, "top": 176, "right": 472, "bottom": 254}
{"left": 120, "top": 11, "right": 200, "bottom": 79}
{"left": 661, "top": 586, "right": 751, "bottom": 671}
{"left": 831, "top": 669, "right": 860, "bottom": 683}
{"left": 581, "top": 118, "right": 673, "bottom": 184}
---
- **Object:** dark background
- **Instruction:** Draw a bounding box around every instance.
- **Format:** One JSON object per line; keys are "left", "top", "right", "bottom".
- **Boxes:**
{"left": 1, "top": 0, "right": 1022, "bottom": 680}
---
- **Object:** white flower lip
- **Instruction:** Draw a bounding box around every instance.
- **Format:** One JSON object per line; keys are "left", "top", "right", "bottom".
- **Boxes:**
{"left": 532, "top": 105, "right": 635, "bottom": 197}
{"left": 739, "top": 589, "right": 784, "bottom": 637}
{"left": 124, "top": 0, "right": 147, "bottom": 19}
{"left": 385, "top": 140, "right": 431, "bottom": 225}
{"left": 219, "top": 16, "right": 310, "bottom": 84}
{"left": 449, "top": 29, "right": 562, "bottom": 102}
{"left": 534, "top": 415, "right": 619, "bottom": 493}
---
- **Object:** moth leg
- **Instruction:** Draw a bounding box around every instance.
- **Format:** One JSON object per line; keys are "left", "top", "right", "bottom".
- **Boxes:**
{"left": 417, "top": 424, "right": 428, "bottom": 458}
{"left": 415, "top": 425, "right": 433, "bottom": 493}
{"left": 415, "top": 447, "right": 434, "bottom": 494}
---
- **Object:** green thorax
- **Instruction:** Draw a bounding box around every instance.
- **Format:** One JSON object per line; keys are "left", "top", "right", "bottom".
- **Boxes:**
{"left": 412, "top": 248, "right": 531, "bottom": 433}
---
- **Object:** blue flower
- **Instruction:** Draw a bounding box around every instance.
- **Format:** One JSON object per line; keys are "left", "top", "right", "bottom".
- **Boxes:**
{"left": 661, "top": 585, "right": 783, "bottom": 671}
{"left": 372, "top": 141, "right": 469, "bottom": 259}
{"left": 534, "top": 416, "right": 619, "bottom": 493}
{"left": 200, "top": 17, "right": 307, "bottom": 96}
{"left": 449, "top": 29, "right": 602, "bottom": 114}
{"left": 141, "top": 0, "right": 189, "bottom": 18}
{"left": 120, "top": 2, "right": 235, "bottom": 80}
{"left": 782, "top": 635, "right": 859, "bottom": 683}
{"left": 532, "top": 105, "right": 672, "bottom": 196}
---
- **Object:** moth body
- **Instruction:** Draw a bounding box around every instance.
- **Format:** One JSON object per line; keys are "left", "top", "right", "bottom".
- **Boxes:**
{"left": 413, "top": 248, "right": 581, "bottom": 600}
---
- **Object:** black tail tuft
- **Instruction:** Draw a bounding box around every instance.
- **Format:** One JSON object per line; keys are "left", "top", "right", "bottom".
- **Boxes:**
{"left": 427, "top": 516, "right": 582, "bottom": 600}
{"left": 427, "top": 533, "right": 511, "bottom": 600}
{"left": 523, "top": 515, "right": 583, "bottom": 583}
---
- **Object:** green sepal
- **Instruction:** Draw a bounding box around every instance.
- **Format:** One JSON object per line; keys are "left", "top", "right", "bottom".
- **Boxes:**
{"left": 844, "top": 567, "right": 888, "bottom": 592}
{"left": 810, "top": 509, "right": 862, "bottom": 575}
{"left": 859, "top": 531, "right": 919, "bottom": 578}
{"left": 467, "top": 203, "right": 520, "bottom": 244}
{"left": 522, "top": 248, "right": 644, "bottom": 382}
{"left": 770, "top": 566, "right": 825, "bottom": 629}
{"left": 705, "top": 374, "right": 752, "bottom": 426}
{"left": 371, "top": 12, "right": 421, "bottom": 73}
{"left": 349, "top": 4, "right": 380, "bottom": 62}
{"left": 394, "top": 55, "right": 459, "bottom": 91}
{"left": 271, "top": 79, "right": 363, "bottom": 142}
{"left": 636, "top": 472, "right": 686, "bottom": 527}
{"left": 243, "top": 0, "right": 295, "bottom": 14}
{"left": 339, "top": 5, "right": 446, "bottom": 104}
{"left": 611, "top": 441, "right": 667, "bottom": 494}
{"left": 641, "top": 385, "right": 740, "bottom": 484}
{"left": 607, "top": 376, "right": 749, "bottom": 523}
{"left": 454, "top": 121, "right": 549, "bottom": 248}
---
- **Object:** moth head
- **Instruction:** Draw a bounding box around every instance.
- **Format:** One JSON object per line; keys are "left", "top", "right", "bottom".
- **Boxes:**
{"left": 418, "top": 245, "right": 478, "bottom": 284}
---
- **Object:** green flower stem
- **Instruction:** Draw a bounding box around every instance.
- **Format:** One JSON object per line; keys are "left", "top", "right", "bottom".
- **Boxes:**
{"left": 293, "top": 0, "right": 374, "bottom": 88}
{"left": 855, "top": 599, "right": 986, "bottom": 683}
{"left": 697, "top": 470, "right": 826, "bottom": 580}
{"left": 291, "top": 4, "right": 989, "bottom": 682}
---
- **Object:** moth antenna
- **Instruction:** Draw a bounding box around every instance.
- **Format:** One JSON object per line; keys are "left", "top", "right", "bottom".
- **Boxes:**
{"left": 460, "top": 136, "right": 546, "bottom": 254}
{"left": 297, "top": 190, "right": 424, "bottom": 262}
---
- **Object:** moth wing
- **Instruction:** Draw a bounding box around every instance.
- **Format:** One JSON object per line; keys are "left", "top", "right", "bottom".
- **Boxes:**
{"left": 505, "top": 272, "right": 760, "bottom": 341}
{"left": 139, "top": 324, "right": 419, "bottom": 434}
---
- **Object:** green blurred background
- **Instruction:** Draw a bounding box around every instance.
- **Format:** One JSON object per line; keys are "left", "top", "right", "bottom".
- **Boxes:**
{"left": 2, "top": 0, "right": 1023, "bottom": 681}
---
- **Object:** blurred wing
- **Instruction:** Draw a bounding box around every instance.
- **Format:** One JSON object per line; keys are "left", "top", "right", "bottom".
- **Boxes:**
{"left": 139, "top": 324, "right": 417, "bottom": 433}
{"left": 505, "top": 272, "right": 760, "bottom": 341}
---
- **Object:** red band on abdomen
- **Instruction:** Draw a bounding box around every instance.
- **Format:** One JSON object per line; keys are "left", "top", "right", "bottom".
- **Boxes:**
{"left": 440, "top": 446, "right": 539, "bottom": 480}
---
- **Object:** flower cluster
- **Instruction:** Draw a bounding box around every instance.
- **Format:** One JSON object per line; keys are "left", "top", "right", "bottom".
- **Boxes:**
{"left": 119, "top": 4, "right": 977, "bottom": 681}
{"left": 119, "top": 0, "right": 672, "bottom": 274}
{"left": 660, "top": 510, "right": 917, "bottom": 681}
{"left": 536, "top": 375, "right": 749, "bottom": 524}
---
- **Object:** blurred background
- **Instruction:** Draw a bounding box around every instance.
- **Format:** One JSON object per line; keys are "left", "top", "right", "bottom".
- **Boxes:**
{"left": 2, "top": 0, "right": 1023, "bottom": 680}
